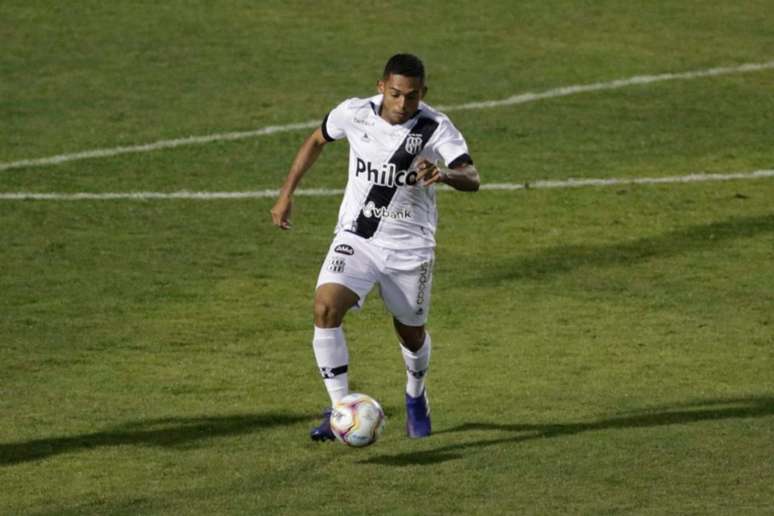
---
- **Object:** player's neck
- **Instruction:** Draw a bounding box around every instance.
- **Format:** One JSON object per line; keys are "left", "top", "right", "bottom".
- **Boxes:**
{"left": 377, "top": 103, "right": 420, "bottom": 126}
{"left": 377, "top": 104, "right": 392, "bottom": 125}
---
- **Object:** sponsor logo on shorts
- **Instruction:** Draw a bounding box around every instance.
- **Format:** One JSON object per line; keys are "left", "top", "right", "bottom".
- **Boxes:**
{"left": 328, "top": 257, "right": 346, "bottom": 273}
{"left": 416, "top": 260, "right": 432, "bottom": 306}
{"left": 362, "top": 201, "right": 411, "bottom": 220}
{"left": 334, "top": 244, "right": 354, "bottom": 256}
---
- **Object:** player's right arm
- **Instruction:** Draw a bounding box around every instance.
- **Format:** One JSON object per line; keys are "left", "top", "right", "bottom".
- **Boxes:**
{"left": 270, "top": 127, "right": 329, "bottom": 230}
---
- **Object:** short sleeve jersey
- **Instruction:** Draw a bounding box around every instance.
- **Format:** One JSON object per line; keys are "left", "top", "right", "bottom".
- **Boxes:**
{"left": 321, "top": 94, "right": 472, "bottom": 250}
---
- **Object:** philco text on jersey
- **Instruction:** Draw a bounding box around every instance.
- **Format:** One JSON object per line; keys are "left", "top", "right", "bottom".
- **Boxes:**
{"left": 355, "top": 158, "right": 418, "bottom": 187}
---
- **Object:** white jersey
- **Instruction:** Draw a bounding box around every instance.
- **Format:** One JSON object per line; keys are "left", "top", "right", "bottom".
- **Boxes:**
{"left": 322, "top": 94, "right": 472, "bottom": 250}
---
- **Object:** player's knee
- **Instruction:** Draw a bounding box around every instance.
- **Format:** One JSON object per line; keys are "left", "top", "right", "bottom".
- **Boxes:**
{"left": 313, "top": 298, "right": 344, "bottom": 328}
{"left": 401, "top": 334, "right": 425, "bottom": 352}
{"left": 394, "top": 320, "right": 426, "bottom": 351}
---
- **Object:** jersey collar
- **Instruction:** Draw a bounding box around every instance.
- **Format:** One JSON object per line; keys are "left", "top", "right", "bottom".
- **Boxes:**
{"left": 369, "top": 95, "right": 424, "bottom": 127}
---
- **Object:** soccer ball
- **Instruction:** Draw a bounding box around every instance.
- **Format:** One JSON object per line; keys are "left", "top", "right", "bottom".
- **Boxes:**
{"left": 330, "top": 393, "right": 386, "bottom": 447}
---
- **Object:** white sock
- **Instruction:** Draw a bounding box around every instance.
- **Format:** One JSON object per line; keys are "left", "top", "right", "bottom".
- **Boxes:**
{"left": 312, "top": 326, "right": 349, "bottom": 405}
{"left": 400, "top": 333, "right": 431, "bottom": 398}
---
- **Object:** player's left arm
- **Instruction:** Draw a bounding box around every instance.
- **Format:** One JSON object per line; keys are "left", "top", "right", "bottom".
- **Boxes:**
{"left": 416, "top": 158, "right": 480, "bottom": 192}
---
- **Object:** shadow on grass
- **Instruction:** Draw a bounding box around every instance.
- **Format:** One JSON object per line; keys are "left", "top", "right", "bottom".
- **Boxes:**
{"left": 1, "top": 412, "right": 312, "bottom": 466}
{"left": 360, "top": 396, "right": 774, "bottom": 466}
{"left": 473, "top": 214, "right": 774, "bottom": 284}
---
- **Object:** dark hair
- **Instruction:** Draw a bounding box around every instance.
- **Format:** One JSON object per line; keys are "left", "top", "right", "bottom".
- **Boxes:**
{"left": 382, "top": 53, "right": 425, "bottom": 82}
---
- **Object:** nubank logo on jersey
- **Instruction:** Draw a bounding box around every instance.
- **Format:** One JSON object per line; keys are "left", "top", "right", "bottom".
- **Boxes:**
{"left": 355, "top": 157, "right": 418, "bottom": 187}
{"left": 361, "top": 201, "right": 411, "bottom": 221}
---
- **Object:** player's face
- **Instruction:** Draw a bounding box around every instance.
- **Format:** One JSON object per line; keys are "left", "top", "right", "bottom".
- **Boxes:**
{"left": 377, "top": 74, "right": 426, "bottom": 125}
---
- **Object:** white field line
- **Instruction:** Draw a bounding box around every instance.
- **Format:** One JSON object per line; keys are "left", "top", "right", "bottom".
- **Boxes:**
{"left": 2, "top": 170, "right": 772, "bottom": 201}
{"left": 1, "top": 60, "right": 773, "bottom": 172}
{"left": 436, "top": 60, "right": 774, "bottom": 112}
{"left": 0, "top": 121, "right": 320, "bottom": 172}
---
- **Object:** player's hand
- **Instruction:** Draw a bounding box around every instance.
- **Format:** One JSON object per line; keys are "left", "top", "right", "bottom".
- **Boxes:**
{"left": 415, "top": 159, "right": 445, "bottom": 187}
{"left": 270, "top": 195, "right": 293, "bottom": 230}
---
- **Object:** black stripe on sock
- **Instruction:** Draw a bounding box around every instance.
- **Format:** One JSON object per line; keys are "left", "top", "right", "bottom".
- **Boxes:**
{"left": 319, "top": 364, "right": 348, "bottom": 379}
{"left": 407, "top": 367, "right": 428, "bottom": 379}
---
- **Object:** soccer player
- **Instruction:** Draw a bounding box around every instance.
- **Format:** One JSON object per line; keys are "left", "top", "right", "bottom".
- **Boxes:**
{"left": 270, "top": 53, "right": 479, "bottom": 440}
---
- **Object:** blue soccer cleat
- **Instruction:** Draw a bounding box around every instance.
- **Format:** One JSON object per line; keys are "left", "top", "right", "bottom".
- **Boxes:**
{"left": 405, "top": 390, "right": 431, "bottom": 438}
{"left": 310, "top": 408, "right": 335, "bottom": 442}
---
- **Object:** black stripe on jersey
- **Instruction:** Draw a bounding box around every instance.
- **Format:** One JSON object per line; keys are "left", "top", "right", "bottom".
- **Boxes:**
{"left": 350, "top": 116, "right": 440, "bottom": 239}
{"left": 321, "top": 113, "right": 335, "bottom": 142}
{"left": 448, "top": 153, "right": 474, "bottom": 169}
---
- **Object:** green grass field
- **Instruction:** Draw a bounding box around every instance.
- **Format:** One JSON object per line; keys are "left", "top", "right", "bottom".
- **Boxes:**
{"left": 2, "top": 1, "right": 773, "bottom": 514}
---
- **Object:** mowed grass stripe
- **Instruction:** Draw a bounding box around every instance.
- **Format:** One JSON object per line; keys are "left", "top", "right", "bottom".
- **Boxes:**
{"left": 2, "top": 170, "right": 772, "bottom": 200}
{"left": 1, "top": 60, "right": 772, "bottom": 173}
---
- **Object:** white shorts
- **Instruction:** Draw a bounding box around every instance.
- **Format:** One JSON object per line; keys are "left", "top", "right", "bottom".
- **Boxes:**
{"left": 316, "top": 231, "right": 434, "bottom": 326}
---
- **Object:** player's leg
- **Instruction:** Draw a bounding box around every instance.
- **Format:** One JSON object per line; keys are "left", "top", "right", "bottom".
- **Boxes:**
{"left": 312, "top": 283, "right": 359, "bottom": 403}
{"left": 310, "top": 234, "right": 377, "bottom": 441}
{"left": 393, "top": 319, "right": 431, "bottom": 396}
{"left": 309, "top": 283, "right": 358, "bottom": 442}
{"left": 380, "top": 255, "right": 434, "bottom": 438}
{"left": 394, "top": 318, "right": 432, "bottom": 438}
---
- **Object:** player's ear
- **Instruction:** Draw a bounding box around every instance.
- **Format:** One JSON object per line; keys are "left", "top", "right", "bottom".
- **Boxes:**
{"left": 377, "top": 79, "right": 385, "bottom": 94}
{"left": 421, "top": 85, "right": 428, "bottom": 99}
